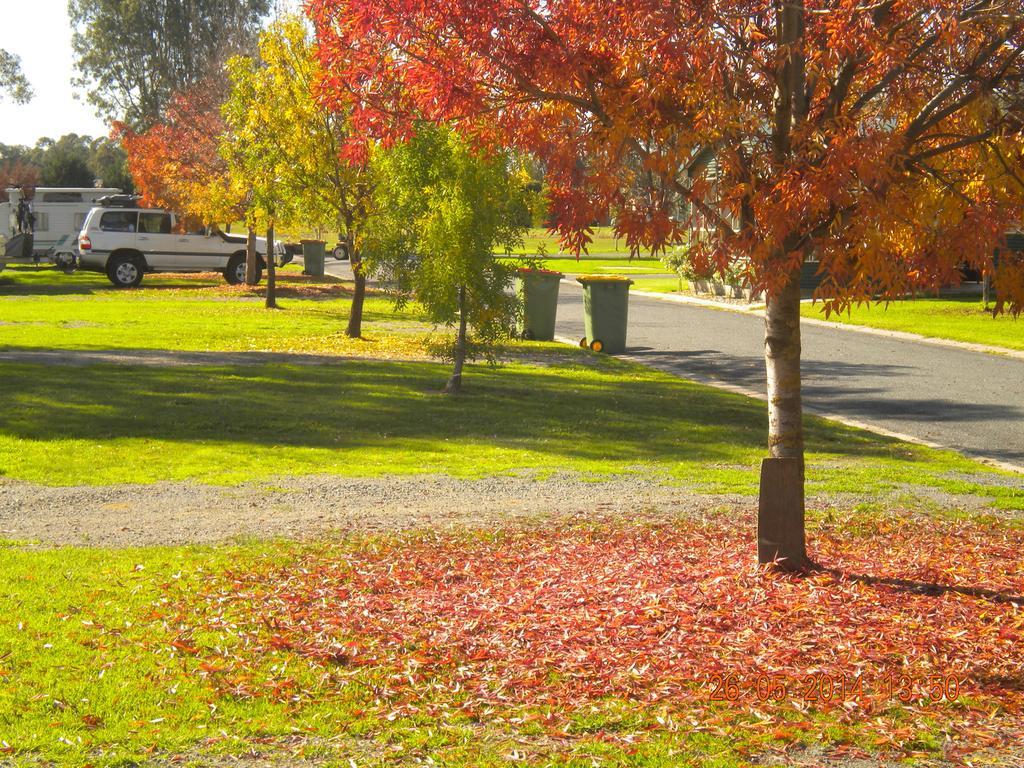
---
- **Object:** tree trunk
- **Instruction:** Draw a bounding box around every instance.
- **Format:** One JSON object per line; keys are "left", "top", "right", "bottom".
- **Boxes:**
{"left": 346, "top": 243, "right": 366, "bottom": 338}
{"left": 757, "top": 0, "right": 810, "bottom": 570}
{"left": 443, "top": 285, "right": 468, "bottom": 394}
{"left": 758, "top": 266, "right": 808, "bottom": 569}
{"left": 265, "top": 223, "right": 277, "bottom": 309}
{"left": 245, "top": 225, "right": 258, "bottom": 286}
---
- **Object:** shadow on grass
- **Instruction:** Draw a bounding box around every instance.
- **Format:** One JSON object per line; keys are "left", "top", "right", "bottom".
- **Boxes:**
{"left": 0, "top": 266, "right": 347, "bottom": 298}
{"left": 0, "top": 356, "right": 923, "bottom": 467}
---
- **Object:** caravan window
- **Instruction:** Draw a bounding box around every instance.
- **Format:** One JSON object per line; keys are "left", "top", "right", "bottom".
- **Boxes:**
{"left": 138, "top": 212, "right": 172, "bottom": 234}
{"left": 42, "top": 192, "right": 84, "bottom": 203}
{"left": 33, "top": 212, "right": 48, "bottom": 232}
{"left": 99, "top": 211, "right": 138, "bottom": 232}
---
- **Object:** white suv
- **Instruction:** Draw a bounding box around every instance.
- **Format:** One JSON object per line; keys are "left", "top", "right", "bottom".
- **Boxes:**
{"left": 78, "top": 201, "right": 284, "bottom": 288}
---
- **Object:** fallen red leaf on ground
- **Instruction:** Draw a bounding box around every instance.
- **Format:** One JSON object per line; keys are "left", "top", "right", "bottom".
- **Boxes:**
{"left": 164, "top": 512, "right": 1024, "bottom": 760}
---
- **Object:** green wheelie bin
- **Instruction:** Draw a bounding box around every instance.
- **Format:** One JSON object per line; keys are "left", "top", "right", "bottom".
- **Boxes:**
{"left": 577, "top": 276, "right": 633, "bottom": 354}
{"left": 300, "top": 239, "right": 326, "bottom": 277}
{"left": 516, "top": 268, "right": 564, "bottom": 341}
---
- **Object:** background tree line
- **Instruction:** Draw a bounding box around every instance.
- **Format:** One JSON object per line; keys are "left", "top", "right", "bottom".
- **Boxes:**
{"left": 69, "top": 0, "right": 271, "bottom": 128}
{"left": 0, "top": 135, "right": 134, "bottom": 201}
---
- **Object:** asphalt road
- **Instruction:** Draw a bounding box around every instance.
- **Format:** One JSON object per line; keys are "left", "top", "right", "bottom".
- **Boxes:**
{"left": 554, "top": 283, "right": 1024, "bottom": 468}
{"left": 319, "top": 259, "right": 1024, "bottom": 468}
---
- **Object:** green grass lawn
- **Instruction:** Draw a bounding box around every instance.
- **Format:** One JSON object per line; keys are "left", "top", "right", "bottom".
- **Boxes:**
{"left": 0, "top": 264, "right": 431, "bottom": 358}
{"left": 513, "top": 225, "right": 627, "bottom": 255}
{"left": 283, "top": 225, "right": 640, "bottom": 256}
{"left": 802, "top": 294, "right": 1024, "bottom": 352}
{"left": 503, "top": 255, "right": 672, "bottom": 275}
{"left": 5, "top": 354, "right": 1022, "bottom": 508}
{"left": 0, "top": 264, "right": 1019, "bottom": 508}
{"left": 627, "top": 276, "right": 691, "bottom": 292}
{"left": 507, "top": 226, "right": 673, "bottom": 258}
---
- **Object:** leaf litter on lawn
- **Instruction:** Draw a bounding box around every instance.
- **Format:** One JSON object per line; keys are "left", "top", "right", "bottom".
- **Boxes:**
{"left": 160, "top": 512, "right": 1024, "bottom": 761}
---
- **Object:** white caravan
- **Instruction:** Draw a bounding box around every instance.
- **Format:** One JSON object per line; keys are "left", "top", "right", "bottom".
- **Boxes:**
{"left": 1, "top": 187, "right": 122, "bottom": 267}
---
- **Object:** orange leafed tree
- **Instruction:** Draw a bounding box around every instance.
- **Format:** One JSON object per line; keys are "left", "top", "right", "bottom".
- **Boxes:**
{"left": 310, "top": 0, "right": 1024, "bottom": 567}
{"left": 114, "top": 80, "right": 240, "bottom": 225}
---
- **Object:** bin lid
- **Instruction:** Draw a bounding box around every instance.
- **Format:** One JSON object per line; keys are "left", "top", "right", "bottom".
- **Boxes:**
{"left": 299, "top": 239, "right": 326, "bottom": 245}
{"left": 517, "top": 267, "right": 564, "bottom": 278}
{"left": 576, "top": 275, "right": 634, "bottom": 285}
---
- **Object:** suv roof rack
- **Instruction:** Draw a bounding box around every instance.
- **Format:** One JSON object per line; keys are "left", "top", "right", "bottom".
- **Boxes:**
{"left": 96, "top": 194, "right": 144, "bottom": 208}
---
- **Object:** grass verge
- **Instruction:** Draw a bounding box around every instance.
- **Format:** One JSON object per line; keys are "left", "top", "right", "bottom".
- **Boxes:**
{"left": 801, "top": 294, "right": 1023, "bottom": 352}
{"left": 502, "top": 255, "right": 672, "bottom": 275}
{"left": 508, "top": 226, "right": 636, "bottom": 256}
{"left": 627, "top": 277, "right": 691, "bottom": 293}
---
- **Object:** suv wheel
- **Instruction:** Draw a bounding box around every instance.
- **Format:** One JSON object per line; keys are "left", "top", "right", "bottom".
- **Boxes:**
{"left": 332, "top": 244, "right": 349, "bottom": 261}
{"left": 107, "top": 255, "right": 143, "bottom": 288}
{"left": 225, "top": 254, "right": 262, "bottom": 285}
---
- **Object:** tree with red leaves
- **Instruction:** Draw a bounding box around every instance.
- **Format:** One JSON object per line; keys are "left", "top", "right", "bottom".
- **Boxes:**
{"left": 0, "top": 159, "right": 40, "bottom": 200}
{"left": 310, "top": 0, "right": 1024, "bottom": 567}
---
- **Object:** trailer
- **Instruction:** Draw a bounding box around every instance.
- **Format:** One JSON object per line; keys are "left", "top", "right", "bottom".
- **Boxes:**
{"left": 1, "top": 186, "right": 122, "bottom": 268}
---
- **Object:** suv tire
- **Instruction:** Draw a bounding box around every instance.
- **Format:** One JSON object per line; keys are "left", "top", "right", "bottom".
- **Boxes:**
{"left": 107, "top": 254, "right": 143, "bottom": 288}
{"left": 225, "top": 254, "right": 262, "bottom": 285}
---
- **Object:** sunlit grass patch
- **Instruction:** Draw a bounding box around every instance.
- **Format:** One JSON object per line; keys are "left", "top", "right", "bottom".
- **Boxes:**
{"left": 801, "top": 294, "right": 1024, "bottom": 352}
{"left": 0, "top": 353, "right": 1020, "bottom": 509}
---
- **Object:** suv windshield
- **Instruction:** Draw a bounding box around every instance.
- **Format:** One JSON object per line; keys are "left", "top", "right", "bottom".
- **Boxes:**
{"left": 99, "top": 211, "right": 138, "bottom": 232}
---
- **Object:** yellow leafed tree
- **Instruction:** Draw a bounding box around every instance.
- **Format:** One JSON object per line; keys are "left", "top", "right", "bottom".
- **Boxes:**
{"left": 222, "top": 15, "right": 375, "bottom": 327}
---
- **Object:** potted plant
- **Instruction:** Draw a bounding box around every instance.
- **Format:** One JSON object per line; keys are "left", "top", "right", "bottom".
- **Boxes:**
{"left": 660, "top": 244, "right": 691, "bottom": 292}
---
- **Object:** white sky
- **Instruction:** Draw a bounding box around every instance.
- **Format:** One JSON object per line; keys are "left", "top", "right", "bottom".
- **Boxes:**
{"left": 0, "top": 2, "right": 109, "bottom": 146}
{"left": 0, "top": 0, "right": 306, "bottom": 148}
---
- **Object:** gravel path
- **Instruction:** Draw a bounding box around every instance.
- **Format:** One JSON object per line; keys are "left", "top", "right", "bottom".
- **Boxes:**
{"left": 0, "top": 474, "right": 745, "bottom": 547}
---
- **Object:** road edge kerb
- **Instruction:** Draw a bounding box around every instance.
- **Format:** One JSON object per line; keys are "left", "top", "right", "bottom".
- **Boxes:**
{"left": 553, "top": 333, "right": 1024, "bottom": 476}
{"left": 606, "top": 282, "right": 1024, "bottom": 361}
{"left": 561, "top": 278, "right": 764, "bottom": 312}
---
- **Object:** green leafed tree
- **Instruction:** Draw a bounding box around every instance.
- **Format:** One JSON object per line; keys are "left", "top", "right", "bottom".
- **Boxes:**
{"left": 37, "top": 135, "right": 95, "bottom": 187}
{"left": 0, "top": 134, "right": 133, "bottom": 190}
{"left": 88, "top": 137, "right": 134, "bottom": 192}
{"left": 0, "top": 49, "right": 32, "bottom": 104}
{"left": 364, "top": 127, "right": 527, "bottom": 394}
{"left": 68, "top": 0, "right": 269, "bottom": 127}
{"left": 221, "top": 15, "right": 376, "bottom": 329}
